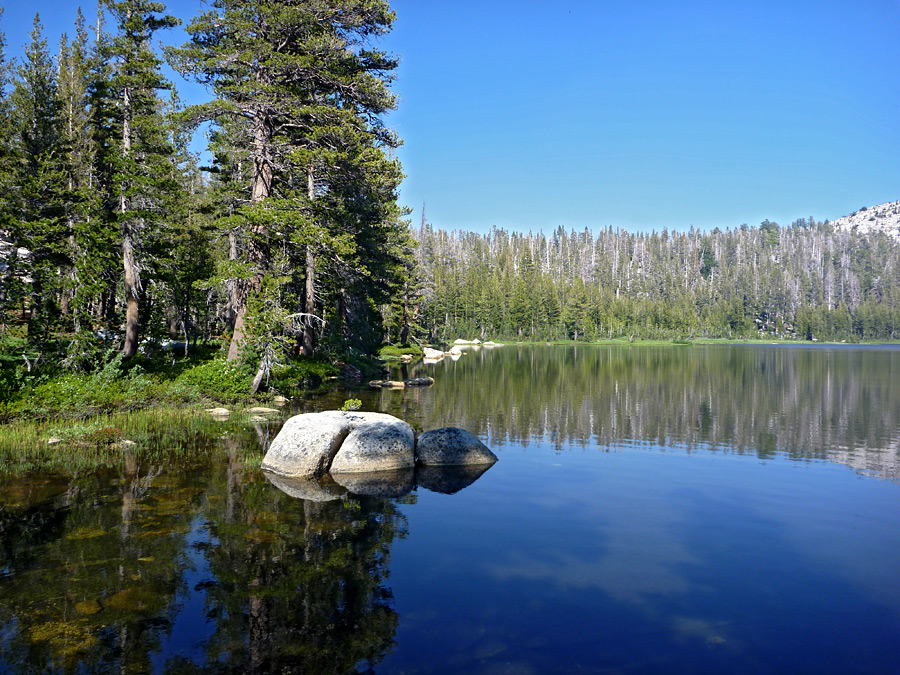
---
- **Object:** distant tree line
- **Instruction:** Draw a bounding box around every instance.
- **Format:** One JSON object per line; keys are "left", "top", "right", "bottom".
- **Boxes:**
{"left": 396, "top": 217, "right": 900, "bottom": 343}
{"left": 0, "top": 1, "right": 411, "bottom": 389}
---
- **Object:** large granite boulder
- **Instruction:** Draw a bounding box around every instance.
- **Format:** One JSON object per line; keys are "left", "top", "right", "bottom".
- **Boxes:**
{"left": 422, "top": 347, "right": 444, "bottom": 359}
{"left": 416, "top": 427, "right": 498, "bottom": 466}
{"left": 330, "top": 416, "right": 416, "bottom": 473}
{"left": 260, "top": 411, "right": 350, "bottom": 478}
{"left": 344, "top": 411, "right": 408, "bottom": 430}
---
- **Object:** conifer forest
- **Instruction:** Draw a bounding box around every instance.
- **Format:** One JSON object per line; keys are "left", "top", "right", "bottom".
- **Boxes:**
{"left": 0, "top": 1, "right": 898, "bottom": 408}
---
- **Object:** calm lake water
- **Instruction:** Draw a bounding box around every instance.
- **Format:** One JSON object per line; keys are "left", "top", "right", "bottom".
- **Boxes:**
{"left": 2, "top": 344, "right": 900, "bottom": 673}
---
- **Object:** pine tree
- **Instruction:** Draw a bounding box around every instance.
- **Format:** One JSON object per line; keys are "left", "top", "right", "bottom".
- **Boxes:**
{"left": 0, "top": 9, "right": 16, "bottom": 320}
{"left": 169, "top": 0, "right": 406, "bottom": 382}
{"left": 8, "top": 16, "right": 69, "bottom": 344}
{"left": 102, "top": 0, "right": 179, "bottom": 358}
{"left": 56, "top": 10, "right": 93, "bottom": 326}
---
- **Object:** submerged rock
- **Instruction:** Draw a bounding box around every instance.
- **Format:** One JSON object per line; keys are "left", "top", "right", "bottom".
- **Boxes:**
{"left": 404, "top": 376, "right": 434, "bottom": 387}
{"left": 330, "top": 418, "right": 415, "bottom": 474}
{"left": 106, "top": 587, "right": 163, "bottom": 613}
{"left": 260, "top": 411, "right": 350, "bottom": 478}
{"left": 75, "top": 600, "right": 102, "bottom": 616}
{"left": 416, "top": 463, "right": 494, "bottom": 494}
{"left": 332, "top": 467, "right": 415, "bottom": 498}
{"left": 416, "top": 428, "right": 498, "bottom": 466}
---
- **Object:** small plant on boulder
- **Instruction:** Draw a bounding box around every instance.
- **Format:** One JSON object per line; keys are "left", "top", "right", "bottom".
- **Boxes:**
{"left": 341, "top": 398, "right": 362, "bottom": 412}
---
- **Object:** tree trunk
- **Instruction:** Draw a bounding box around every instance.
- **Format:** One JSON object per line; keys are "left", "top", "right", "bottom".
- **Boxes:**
{"left": 226, "top": 228, "right": 239, "bottom": 329}
{"left": 227, "top": 112, "right": 272, "bottom": 361}
{"left": 121, "top": 84, "right": 141, "bottom": 359}
{"left": 302, "top": 166, "right": 316, "bottom": 356}
{"left": 122, "top": 225, "right": 141, "bottom": 358}
{"left": 303, "top": 247, "right": 316, "bottom": 356}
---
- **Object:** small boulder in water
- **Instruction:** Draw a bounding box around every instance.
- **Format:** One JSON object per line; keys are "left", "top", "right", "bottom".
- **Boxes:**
{"left": 416, "top": 428, "right": 498, "bottom": 466}
{"left": 369, "top": 380, "right": 406, "bottom": 388}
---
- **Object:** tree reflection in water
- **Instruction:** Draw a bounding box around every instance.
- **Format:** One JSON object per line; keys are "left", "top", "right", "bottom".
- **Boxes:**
{"left": 0, "top": 436, "right": 409, "bottom": 674}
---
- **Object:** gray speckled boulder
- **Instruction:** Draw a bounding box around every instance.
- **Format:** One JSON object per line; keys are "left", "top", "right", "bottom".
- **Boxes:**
{"left": 332, "top": 467, "right": 415, "bottom": 499}
{"left": 260, "top": 411, "right": 350, "bottom": 478}
{"left": 416, "top": 427, "right": 498, "bottom": 466}
{"left": 330, "top": 417, "right": 416, "bottom": 473}
{"left": 263, "top": 471, "right": 347, "bottom": 502}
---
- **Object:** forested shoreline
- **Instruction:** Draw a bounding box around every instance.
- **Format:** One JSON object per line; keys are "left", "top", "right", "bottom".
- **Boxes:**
{"left": 408, "top": 216, "right": 900, "bottom": 343}
{"left": 0, "top": 0, "right": 412, "bottom": 410}
{"left": 1, "top": 2, "right": 899, "bottom": 418}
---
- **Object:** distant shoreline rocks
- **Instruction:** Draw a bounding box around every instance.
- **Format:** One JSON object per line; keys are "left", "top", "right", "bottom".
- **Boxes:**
{"left": 368, "top": 376, "right": 435, "bottom": 389}
{"left": 418, "top": 339, "right": 504, "bottom": 363}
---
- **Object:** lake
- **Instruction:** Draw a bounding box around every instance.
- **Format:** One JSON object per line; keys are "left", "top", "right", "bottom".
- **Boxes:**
{"left": 2, "top": 344, "right": 900, "bottom": 673}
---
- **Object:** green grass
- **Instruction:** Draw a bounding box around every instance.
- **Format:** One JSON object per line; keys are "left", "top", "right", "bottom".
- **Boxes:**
{"left": 0, "top": 407, "right": 251, "bottom": 475}
{"left": 0, "top": 344, "right": 339, "bottom": 421}
{"left": 377, "top": 344, "right": 424, "bottom": 359}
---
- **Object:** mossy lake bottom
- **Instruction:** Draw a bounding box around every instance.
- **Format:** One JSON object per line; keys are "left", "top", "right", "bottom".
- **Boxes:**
{"left": 2, "top": 344, "right": 900, "bottom": 673}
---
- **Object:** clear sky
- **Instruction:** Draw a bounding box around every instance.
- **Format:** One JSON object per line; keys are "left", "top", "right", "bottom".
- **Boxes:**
{"left": 3, "top": 0, "right": 899, "bottom": 234}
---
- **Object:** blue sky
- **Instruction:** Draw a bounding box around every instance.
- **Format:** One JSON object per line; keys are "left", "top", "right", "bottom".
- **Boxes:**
{"left": 3, "top": 0, "right": 899, "bottom": 233}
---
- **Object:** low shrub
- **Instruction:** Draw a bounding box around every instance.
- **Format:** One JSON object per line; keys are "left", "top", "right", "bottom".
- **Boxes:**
{"left": 174, "top": 359, "right": 254, "bottom": 400}
{"left": 269, "top": 358, "right": 338, "bottom": 394}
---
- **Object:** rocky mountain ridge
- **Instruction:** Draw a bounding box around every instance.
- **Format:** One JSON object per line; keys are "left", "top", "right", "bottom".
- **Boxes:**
{"left": 830, "top": 201, "right": 900, "bottom": 239}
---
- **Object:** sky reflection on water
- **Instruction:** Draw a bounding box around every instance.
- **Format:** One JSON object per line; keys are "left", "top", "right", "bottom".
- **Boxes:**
{"left": 2, "top": 345, "right": 900, "bottom": 673}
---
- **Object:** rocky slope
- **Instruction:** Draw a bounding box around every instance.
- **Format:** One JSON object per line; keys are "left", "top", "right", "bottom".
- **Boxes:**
{"left": 830, "top": 201, "right": 900, "bottom": 239}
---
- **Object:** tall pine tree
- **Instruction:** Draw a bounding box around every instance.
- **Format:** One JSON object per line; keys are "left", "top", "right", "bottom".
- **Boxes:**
{"left": 9, "top": 16, "right": 69, "bottom": 345}
{"left": 169, "top": 0, "right": 405, "bottom": 375}
{"left": 102, "top": 0, "right": 179, "bottom": 358}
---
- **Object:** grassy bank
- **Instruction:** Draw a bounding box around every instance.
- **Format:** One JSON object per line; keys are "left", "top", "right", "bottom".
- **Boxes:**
{"left": 0, "top": 338, "right": 348, "bottom": 422}
{"left": 377, "top": 344, "right": 424, "bottom": 359}
{"left": 0, "top": 406, "right": 270, "bottom": 474}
